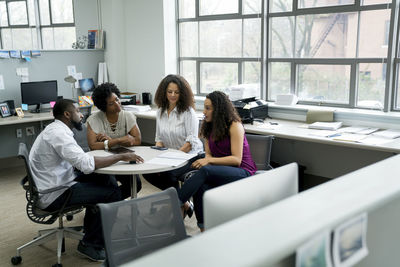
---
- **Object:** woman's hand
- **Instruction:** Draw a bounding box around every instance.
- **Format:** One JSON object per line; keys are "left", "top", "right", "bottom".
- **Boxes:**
{"left": 118, "top": 134, "right": 135, "bottom": 146}
{"left": 191, "top": 157, "right": 210, "bottom": 169}
{"left": 96, "top": 133, "right": 111, "bottom": 142}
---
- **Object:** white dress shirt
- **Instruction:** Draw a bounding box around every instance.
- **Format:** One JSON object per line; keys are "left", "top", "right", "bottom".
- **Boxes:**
{"left": 155, "top": 107, "right": 203, "bottom": 154}
{"left": 29, "top": 120, "right": 95, "bottom": 209}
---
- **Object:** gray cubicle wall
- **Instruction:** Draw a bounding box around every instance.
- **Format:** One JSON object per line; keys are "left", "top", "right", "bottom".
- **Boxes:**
{"left": 0, "top": 50, "right": 104, "bottom": 159}
{"left": 0, "top": 50, "right": 104, "bottom": 106}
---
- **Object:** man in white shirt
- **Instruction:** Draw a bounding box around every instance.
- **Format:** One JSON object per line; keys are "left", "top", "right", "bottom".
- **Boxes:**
{"left": 29, "top": 99, "right": 143, "bottom": 262}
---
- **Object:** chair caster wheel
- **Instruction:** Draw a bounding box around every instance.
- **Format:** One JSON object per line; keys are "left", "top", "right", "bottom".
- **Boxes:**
{"left": 11, "top": 256, "right": 22, "bottom": 265}
{"left": 66, "top": 214, "right": 73, "bottom": 221}
{"left": 52, "top": 263, "right": 62, "bottom": 267}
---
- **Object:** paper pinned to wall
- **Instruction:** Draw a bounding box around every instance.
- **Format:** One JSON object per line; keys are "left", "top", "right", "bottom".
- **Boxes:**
{"left": 67, "top": 65, "right": 77, "bottom": 76}
{"left": 75, "top": 72, "right": 82, "bottom": 88}
{"left": 0, "top": 75, "right": 4, "bottom": 90}
{"left": 16, "top": 67, "right": 29, "bottom": 76}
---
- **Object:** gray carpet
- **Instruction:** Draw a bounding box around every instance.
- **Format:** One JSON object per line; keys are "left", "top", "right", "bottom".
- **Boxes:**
{"left": 0, "top": 165, "right": 199, "bottom": 266}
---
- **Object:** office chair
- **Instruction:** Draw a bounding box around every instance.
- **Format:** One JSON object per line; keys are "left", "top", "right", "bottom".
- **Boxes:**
{"left": 98, "top": 188, "right": 188, "bottom": 267}
{"left": 245, "top": 133, "right": 274, "bottom": 173}
{"left": 11, "top": 143, "right": 84, "bottom": 267}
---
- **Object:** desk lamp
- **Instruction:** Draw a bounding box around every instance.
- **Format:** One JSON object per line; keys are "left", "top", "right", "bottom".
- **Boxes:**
{"left": 64, "top": 75, "right": 77, "bottom": 99}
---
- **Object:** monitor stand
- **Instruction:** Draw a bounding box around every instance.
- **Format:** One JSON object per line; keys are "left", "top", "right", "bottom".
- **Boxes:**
{"left": 29, "top": 104, "right": 42, "bottom": 113}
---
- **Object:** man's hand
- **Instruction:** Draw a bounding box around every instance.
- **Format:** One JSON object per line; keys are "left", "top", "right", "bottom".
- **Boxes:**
{"left": 121, "top": 152, "right": 144, "bottom": 163}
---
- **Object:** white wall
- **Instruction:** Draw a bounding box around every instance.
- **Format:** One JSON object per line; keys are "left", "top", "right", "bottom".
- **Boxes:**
{"left": 101, "top": 0, "right": 177, "bottom": 98}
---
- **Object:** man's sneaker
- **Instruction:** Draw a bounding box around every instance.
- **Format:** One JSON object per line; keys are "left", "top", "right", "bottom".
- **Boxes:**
{"left": 77, "top": 240, "right": 105, "bottom": 262}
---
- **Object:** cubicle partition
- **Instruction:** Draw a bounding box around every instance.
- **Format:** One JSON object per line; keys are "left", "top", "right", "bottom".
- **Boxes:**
{"left": 123, "top": 154, "right": 400, "bottom": 267}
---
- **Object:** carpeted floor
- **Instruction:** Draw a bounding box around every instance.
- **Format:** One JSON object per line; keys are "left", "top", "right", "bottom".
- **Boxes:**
{"left": 0, "top": 164, "right": 200, "bottom": 267}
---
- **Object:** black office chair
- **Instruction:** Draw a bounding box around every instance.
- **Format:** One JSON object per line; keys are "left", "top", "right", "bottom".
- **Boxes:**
{"left": 245, "top": 133, "right": 274, "bottom": 173}
{"left": 98, "top": 188, "right": 188, "bottom": 267}
{"left": 11, "top": 143, "right": 85, "bottom": 267}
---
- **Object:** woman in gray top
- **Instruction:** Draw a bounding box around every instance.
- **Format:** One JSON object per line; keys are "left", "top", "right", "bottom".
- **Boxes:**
{"left": 87, "top": 82, "right": 142, "bottom": 198}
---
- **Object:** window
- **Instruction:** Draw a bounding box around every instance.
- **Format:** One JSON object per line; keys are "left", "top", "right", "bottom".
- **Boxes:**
{"left": 0, "top": 0, "right": 75, "bottom": 50}
{"left": 177, "top": 0, "right": 400, "bottom": 112}
{"left": 177, "top": 0, "right": 262, "bottom": 96}
{"left": 268, "top": 0, "right": 393, "bottom": 110}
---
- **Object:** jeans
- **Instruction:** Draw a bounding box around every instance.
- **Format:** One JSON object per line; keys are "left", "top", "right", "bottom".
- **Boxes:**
{"left": 143, "top": 155, "right": 200, "bottom": 190}
{"left": 177, "top": 165, "right": 251, "bottom": 228}
{"left": 44, "top": 173, "right": 122, "bottom": 249}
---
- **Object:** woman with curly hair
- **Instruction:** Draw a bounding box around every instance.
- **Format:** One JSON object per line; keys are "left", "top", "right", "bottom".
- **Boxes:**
{"left": 143, "top": 74, "right": 203, "bottom": 194}
{"left": 86, "top": 82, "right": 142, "bottom": 198}
{"left": 177, "top": 91, "right": 257, "bottom": 231}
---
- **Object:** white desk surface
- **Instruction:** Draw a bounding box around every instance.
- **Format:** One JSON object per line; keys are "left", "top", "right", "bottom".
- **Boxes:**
{"left": 87, "top": 146, "right": 188, "bottom": 175}
{"left": 134, "top": 109, "right": 400, "bottom": 154}
{"left": 0, "top": 111, "right": 53, "bottom": 126}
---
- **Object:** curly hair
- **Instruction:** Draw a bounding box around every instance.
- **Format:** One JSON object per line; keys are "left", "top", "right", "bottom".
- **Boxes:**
{"left": 92, "top": 82, "right": 121, "bottom": 112}
{"left": 200, "top": 91, "right": 241, "bottom": 142}
{"left": 154, "top": 74, "right": 194, "bottom": 116}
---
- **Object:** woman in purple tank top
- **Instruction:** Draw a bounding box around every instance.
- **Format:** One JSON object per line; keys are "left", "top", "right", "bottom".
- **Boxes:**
{"left": 177, "top": 91, "right": 257, "bottom": 231}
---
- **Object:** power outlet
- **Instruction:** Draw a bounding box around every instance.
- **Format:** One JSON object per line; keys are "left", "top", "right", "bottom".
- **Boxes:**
{"left": 16, "top": 129, "right": 22, "bottom": 138}
{"left": 26, "top": 126, "right": 35, "bottom": 136}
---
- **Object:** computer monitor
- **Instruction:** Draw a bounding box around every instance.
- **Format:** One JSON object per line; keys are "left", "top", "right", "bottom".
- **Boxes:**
{"left": 79, "top": 78, "right": 95, "bottom": 93}
{"left": 203, "top": 163, "right": 298, "bottom": 230}
{"left": 21, "top": 80, "right": 58, "bottom": 113}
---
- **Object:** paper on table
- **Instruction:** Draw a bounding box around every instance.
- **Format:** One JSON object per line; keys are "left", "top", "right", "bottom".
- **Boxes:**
{"left": 123, "top": 105, "right": 151, "bottom": 112}
{"left": 158, "top": 152, "right": 196, "bottom": 160}
{"left": 359, "top": 136, "right": 394, "bottom": 145}
{"left": 372, "top": 129, "right": 400, "bottom": 139}
{"left": 146, "top": 157, "right": 187, "bottom": 167}
{"left": 332, "top": 133, "right": 367, "bottom": 142}
{"left": 308, "top": 121, "right": 343, "bottom": 130}
{"left": 308, "top": 130, "right": 338, "bottom": 137}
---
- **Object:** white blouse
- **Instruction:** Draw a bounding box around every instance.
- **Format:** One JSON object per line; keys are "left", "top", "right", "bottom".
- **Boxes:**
{"left": 155, "top": 107, "right": 203, "bottom": 154}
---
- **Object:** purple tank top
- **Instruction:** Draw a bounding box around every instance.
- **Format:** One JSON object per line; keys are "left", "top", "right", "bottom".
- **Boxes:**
{"left": 208, "top": 133, "right": 257, "bottom": 175}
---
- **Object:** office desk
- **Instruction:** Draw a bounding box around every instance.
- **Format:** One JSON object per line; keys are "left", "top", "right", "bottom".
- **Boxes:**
{"left": 0, "top": 112, "right": 54, "bottom": 159}
{"left": 88, "top": 146, "right": 188, "bottom": 197}
{"left": 244, "top": 119, "right": 400, "bottom": 154}
{"left": 133, "top": 110, "right": 397, "bottom": 179}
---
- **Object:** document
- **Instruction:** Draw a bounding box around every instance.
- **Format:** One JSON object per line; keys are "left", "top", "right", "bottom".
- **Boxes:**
{"left": 338, "top": 126, "right": 379, "bottom": 135}
{"left": 146, "top": 157, "right": 187, "bottom": 167}
{"left": 308, "top": 130, "right": 339, "bottom": 138}
{"left": 308, "top": 121, "right": 343, "bottom": 130}
{"left": 332, "top": 134, "right": 367, "bottom": 142}
{"left": 123, "top": 105, "right": 151, "bottom": 113}
{"left": 0, "top": 75, "right": 4, "bottom": 90}
{"left": 372, "top": 129, "right": 400, "bottom": 139}
{"left": 158, "top": 152, "right": 197, "bottom": 160}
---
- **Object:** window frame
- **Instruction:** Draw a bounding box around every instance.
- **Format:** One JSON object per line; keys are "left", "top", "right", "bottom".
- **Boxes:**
{"left": 0, "top": 0, "right": 76, "bottom": 50}
{"left": 267, "top": 1, "right": 398, "bottom": 112}
{"left": 177, "top": 0, "right": 265, "bottom": 97}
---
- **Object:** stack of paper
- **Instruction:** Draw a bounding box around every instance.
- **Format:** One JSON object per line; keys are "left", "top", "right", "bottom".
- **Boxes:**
{"left": 332, "top": 134, "right": 367, "bottom": 142}
{"left": 308, "top": 121, "right": 343, "bottom": 130}
{"left": 372, "top": 129, "right": 400, "bottom": 139}
{"left": 123, "top": 105, "right": 151, "bottom": 113}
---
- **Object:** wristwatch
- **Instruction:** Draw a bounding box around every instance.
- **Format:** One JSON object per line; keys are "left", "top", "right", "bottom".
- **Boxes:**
{"left": 104, "top": 140, "right": 109, "bottom": 151}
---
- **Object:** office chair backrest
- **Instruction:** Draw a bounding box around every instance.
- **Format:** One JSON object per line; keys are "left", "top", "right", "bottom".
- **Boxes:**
{"left": 18, "top": 143, "right": 59, "bottom": 224}
{"left": 245, "top": 133, "right": 274, "bottom": 170}
{"left": 98, "top": 188, "right": 187, "bottom": 267}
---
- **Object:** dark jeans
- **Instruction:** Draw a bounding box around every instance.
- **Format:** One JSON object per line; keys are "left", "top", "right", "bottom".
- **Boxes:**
{"left": 44, "top": 173, "right": 122, "bottom": 249}
{"left": 115, "top": 175, "right": 142, "bottom": 199}
{"left": 143, "top": 156, "right": 198, "bottom": 190}
{"left": 177, "top": 165, "right": 251, "bottom": 228}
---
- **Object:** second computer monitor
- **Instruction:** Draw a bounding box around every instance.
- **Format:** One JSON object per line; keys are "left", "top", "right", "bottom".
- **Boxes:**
{"left": 79, "top": 78, "right": 95, "bottom": 93}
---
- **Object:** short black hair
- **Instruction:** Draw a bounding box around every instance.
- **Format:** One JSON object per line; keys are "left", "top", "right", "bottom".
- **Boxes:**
{"left": 92, "top": 82, "right": 121, "bottom": 112}
{"left": 53, "top": 99, "right": 76, "bottom": 120}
